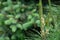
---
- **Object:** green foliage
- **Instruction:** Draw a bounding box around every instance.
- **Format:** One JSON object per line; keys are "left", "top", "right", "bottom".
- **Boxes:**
{"left": 0, "top": 0, "right": 60, "bottom": 40}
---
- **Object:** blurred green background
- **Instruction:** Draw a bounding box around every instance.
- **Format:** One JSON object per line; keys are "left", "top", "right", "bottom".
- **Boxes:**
{"left": 0, "top": 0, "right": 60, "bottom": 40}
